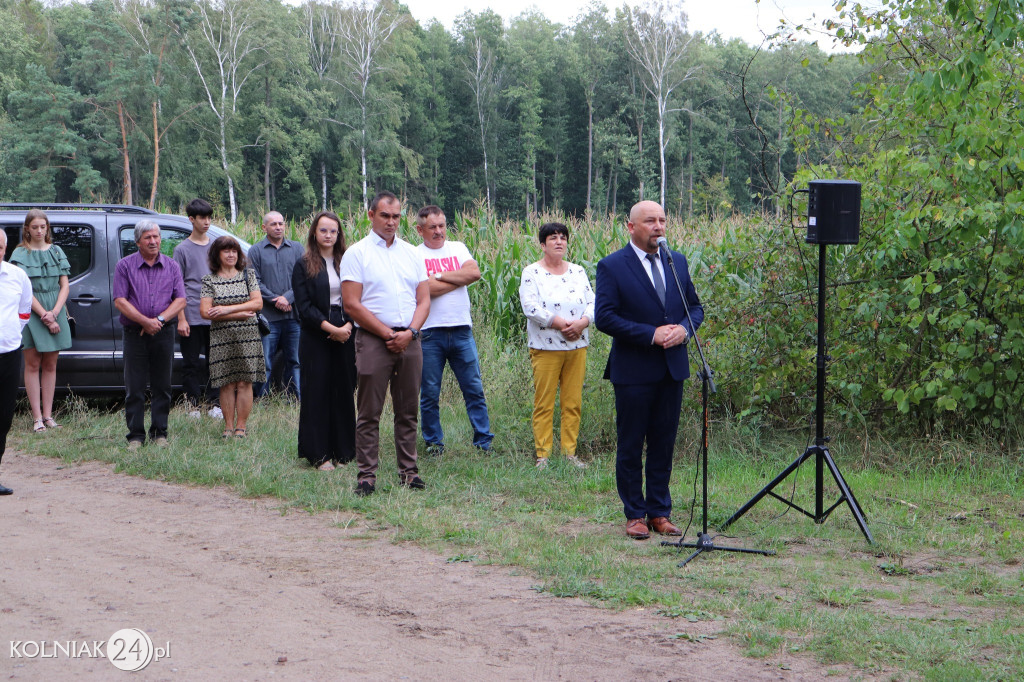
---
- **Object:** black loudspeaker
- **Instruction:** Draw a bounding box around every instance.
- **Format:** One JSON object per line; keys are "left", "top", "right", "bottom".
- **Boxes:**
{"left": 806, "top": 179, "right": 861, "bottom": 245}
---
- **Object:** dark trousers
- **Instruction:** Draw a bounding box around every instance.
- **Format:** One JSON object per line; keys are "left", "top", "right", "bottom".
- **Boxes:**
{"left": 0, "top": 348, "right": 20, "bottom": 465}
{"left": 614, "top": 376, "right": 686, "bottom": 520}
{"left": 354, "top": 329, "right": 422, "bottom": 485}
{"left": 178, "top": 324, "right": 213, "bottom": 407}
{"left": 124, "top": 325, "right": 175, "bottom": 443}
{"left": 297, "top": 311, "right": 356, "bottom": 466}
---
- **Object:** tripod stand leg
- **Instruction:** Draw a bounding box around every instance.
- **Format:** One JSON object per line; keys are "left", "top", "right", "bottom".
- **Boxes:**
{"left": 720, "top": 447, "right": 814, "bottom": 531}
{"left": 821, "top": 448, "right": 874, "bottom": 544}
{"left": 678, "top": 548, "right": 705, "bottom": 567}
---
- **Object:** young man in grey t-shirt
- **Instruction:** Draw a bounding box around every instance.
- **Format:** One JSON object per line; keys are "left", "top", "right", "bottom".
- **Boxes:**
{"left": 172, "top": 198, "right": 221, "bottom": 418}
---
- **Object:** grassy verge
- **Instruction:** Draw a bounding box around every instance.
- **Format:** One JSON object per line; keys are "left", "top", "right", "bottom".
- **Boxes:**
{"left": 10, "top": 335, "right": 1023, "bottom": 679}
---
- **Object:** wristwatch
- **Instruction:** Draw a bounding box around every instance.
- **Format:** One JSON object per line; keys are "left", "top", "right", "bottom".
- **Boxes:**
{"left": 156, "top": 315, "right": 165, "bottom": 325}
{"left": 434, "top": 272, "right": 444, "bottom": 281}
{"left": 410, "top": 328, "right": 420, "bottom": 340}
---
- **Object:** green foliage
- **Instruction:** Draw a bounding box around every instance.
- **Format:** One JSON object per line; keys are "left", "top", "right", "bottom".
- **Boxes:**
{"left": 789, "top": 0, "right": 1024, "bottom": 431}
{"left": 0, "top": 0, "right": 861, "bottom": 221}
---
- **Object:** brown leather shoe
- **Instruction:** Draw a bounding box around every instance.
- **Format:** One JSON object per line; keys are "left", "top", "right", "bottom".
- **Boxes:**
{"left": 647, "top": 516, "right": 681, "bottom": 536}
{"left": 626, "top": 518, "right": 651, "bottom": 540}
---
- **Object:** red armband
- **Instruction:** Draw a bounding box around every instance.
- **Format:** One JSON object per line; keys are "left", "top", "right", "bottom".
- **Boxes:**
{"left": 19, "top": 312, "right": 31, "bottom": 320}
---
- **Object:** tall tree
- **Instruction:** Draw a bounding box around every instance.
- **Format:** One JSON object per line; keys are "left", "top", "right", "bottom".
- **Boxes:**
{"left": 569, "top": 3, "right": 614, "bottom": 212}
{"left": 457, "top": 11, "right": 505, "bottom": 211}
{"left": 176, "top": 0, "right": 267, "bottom": 223}
{"left": 0, "top": 65, "right": 104, "bottom": 201}
{"left": 332, "top": 0, "right": 406, "bottom": 209}
{"left": 117, "top": 0, "right": 197, "bottom": 209}
{"left": 304, "top": 0, "right": 342, "bottom": 210}
{"left": 622, "top": 0, "right": 699, "bottom": 208}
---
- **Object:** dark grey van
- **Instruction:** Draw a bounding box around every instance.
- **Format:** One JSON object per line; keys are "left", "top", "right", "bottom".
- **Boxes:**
{"left": 1, "top": 203, "right": 250, "bottom": 393}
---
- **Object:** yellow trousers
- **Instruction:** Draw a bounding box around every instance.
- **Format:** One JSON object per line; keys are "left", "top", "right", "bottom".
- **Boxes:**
{"left": 529, "top": 347, "right": 587, "bottom": 459}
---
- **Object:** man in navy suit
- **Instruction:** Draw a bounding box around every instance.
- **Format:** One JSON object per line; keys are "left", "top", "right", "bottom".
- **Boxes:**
{"left": 596, "top": 200, "right": 704, "bottom": 539}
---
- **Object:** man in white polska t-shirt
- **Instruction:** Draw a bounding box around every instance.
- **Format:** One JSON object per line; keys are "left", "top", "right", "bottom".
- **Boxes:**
{"left": 415, "top": 206, "right": 494, "bottom": 455}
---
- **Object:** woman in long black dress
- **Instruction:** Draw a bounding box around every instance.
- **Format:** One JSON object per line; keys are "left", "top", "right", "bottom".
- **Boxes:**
{"left": 292, "top": 211, "right": 356, "bottom": 470}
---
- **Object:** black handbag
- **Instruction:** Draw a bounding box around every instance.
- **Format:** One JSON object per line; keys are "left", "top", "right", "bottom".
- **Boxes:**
{"left": 256, "top": 313, "right": 271, "bottom": 336}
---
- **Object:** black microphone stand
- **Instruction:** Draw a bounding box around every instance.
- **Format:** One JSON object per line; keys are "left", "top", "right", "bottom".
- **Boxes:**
{"left": 659, "top": 242, "right": 775, "bottom": 567}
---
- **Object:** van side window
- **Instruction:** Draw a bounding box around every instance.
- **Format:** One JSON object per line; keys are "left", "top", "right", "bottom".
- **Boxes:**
{"left": 120, "top": 226, "right": 190, "bottom": 259}
{"left": 51, "top": 225, "right": 93, "bottom": 280}
{"left": 1, "top": 224, "right": 91, "bottom": 280}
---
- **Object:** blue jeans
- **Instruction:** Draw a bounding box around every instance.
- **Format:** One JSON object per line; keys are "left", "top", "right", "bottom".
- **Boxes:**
{"left": 419, "top": 326, "right": 493, "bottom": 449}
{"left": 257, "top": 318, "right": 300, "bottom": 397}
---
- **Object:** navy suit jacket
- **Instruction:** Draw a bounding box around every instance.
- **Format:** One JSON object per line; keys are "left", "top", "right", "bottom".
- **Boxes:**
{"left": 595, "top": 245, "right": 704, "bottom": 384}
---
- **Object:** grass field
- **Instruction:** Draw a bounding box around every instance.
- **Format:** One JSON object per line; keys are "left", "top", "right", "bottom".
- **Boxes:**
{"left": 11, "top": 328, "right": 1023, "bottom": 680}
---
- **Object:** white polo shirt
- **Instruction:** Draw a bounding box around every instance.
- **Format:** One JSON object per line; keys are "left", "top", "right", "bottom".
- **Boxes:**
{"left": 0, "top": 260, "right": 33, "bottom": 353}
{"left": 340, "top": 230, "right": 428, "bottom": 328}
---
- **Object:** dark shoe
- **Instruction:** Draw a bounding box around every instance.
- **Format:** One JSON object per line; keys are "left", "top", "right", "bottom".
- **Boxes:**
{"left": 0, "top": 484, "right": 12, "bottom": 496}
{"left": 355, "top": 481, "right": 375, "bottom": 497}
{"left": 626, "top": 518, "right": 650, "bottom": 540}
{"left": 402, "top": 476, "right": 426, "bottom": 490}
{"left": 234, "top": 428, "right": 246, "bottom": 439}
{"left": 647, "top": 516, "right": 681, "bottom": 536}
{"left": 425, "top": 443, "right": 445, "bottom": 457}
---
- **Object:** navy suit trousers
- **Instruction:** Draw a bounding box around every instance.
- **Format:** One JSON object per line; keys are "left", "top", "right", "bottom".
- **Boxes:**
{"left": 614, "top": 376, "right": 685, "bottom": 520}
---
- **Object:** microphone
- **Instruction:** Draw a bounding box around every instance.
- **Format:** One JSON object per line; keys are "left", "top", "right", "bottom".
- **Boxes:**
{"left": 656, "top": 236, "right": 673, "bottom": 263}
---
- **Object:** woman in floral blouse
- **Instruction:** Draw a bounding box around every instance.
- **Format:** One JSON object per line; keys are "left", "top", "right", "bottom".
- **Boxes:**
{"left": 519, "top": 222, "right": 595, "bottom": 470}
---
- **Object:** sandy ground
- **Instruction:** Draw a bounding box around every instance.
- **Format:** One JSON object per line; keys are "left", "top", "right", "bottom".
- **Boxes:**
{"left": 1, "top": 451, "right": 839, "bottom": 681}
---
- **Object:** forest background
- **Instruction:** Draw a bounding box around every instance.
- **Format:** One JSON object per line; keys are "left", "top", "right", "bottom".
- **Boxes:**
{"left": 1, "top": 0, "right": 1022, "bottom": 443}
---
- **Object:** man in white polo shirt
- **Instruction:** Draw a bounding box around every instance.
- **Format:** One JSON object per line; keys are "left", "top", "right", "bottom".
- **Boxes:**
{"left": 340, "top": 191, "right": 430, "bottom": 496}
{"left": 415, "top": 205, "right": 493, "bottom": 456}
{"left": 0, "top": 228, "right": 34, "bottom": 496}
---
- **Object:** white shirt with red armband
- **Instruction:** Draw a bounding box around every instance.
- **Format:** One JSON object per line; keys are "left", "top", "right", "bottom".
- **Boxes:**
{"left": 0, "top": 260, "right": 33, "bottom": 353}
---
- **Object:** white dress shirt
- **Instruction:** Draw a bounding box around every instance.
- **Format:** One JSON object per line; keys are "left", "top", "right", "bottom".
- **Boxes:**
{"left": 629, "top": 240, "right": 665, "bottom": 289}
{"left": 339, "top": 231, "right": 428, "bottom": 328}
{"left": 0, "top": 260, "right": 33, "bottom": 353}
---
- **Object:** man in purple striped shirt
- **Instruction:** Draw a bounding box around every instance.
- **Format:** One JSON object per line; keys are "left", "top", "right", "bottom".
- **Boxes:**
{"left": 113, "top": 220, "right": 186, "bottom": 449}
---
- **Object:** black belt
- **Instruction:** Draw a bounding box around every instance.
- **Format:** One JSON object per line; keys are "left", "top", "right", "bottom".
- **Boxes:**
{"left": 391, "top": 326, "right": 408, "bottom": 332}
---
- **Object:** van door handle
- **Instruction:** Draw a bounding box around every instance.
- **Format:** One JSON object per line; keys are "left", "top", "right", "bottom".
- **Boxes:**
{"left": 70, "top": 295, "right": 102, "bottom": 305}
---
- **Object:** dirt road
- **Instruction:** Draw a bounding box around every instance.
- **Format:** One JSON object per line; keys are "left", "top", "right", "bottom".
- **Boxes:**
{"left": 1, "top": 451, "right": 828, "bottom": 680}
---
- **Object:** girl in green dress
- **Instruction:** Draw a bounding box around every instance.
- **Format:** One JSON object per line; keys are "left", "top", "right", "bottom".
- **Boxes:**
{"left": 9, "top": 210, "right": 72, "bottom": 433}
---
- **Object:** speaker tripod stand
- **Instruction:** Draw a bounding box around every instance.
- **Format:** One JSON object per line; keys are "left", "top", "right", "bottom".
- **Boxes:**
{"left": 720, "top": 244, "right": 873, "bottom": 543}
